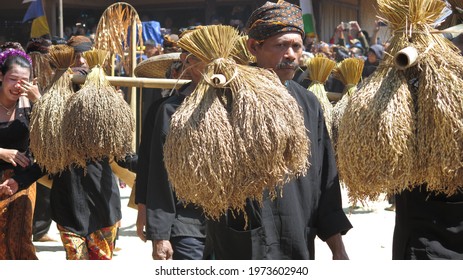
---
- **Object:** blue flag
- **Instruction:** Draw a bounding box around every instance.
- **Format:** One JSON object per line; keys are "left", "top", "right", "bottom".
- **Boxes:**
{"left": 23, "top": 0, "right": 45, "bottom": 23}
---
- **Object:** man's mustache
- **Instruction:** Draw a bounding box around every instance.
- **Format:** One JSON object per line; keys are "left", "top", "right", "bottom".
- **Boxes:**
{"left": 276, "top": 61, "right": 298, "bottom": 70}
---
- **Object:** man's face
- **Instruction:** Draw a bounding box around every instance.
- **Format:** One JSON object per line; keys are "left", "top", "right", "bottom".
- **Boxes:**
{"left": 248, "top": 32, "right": 303, "bottom": 82}
{"left": 73, "top": 52, "right": 88, "bottom": 68}
{"left": 180, "top": 52, "right": 206, "bottom": 84}
{"left": 144, "top": 45, "right": 159, "bottom": 58}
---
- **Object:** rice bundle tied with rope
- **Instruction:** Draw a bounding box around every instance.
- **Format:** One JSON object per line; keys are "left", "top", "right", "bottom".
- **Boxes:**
{"left": 337, "top": 0, "right": 463, "bottom": 203}
{"left": 305, "top": 54, "right": 336, "bottom": 137}
{"left": 61, "top": 49, "right": 135, "bottom": 169}
{"left": 29, "top": 45, "right": 75, "bottom": 174}
{"left": 163, "top": 25, "right": 310, "bottom": 220}
{"left": 331, "top": 57, "right": 364, "bottom": 154}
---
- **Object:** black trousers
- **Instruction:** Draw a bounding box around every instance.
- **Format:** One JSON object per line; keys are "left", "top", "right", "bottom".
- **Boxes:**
{"left": 32, "top": 182, "right": 52, "bottom": 239}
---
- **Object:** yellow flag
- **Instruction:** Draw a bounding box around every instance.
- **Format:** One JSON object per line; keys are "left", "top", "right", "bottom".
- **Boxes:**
{"left": 30, "top": 16, "right": 50, "bottom": 38}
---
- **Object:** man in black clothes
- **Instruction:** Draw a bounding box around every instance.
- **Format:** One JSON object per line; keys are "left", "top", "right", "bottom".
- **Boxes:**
{"left": 204, "top": 0, "right": 352, "bottom": 260}
{"left": 143, "top": 49, "right": 207, "bottom": 260}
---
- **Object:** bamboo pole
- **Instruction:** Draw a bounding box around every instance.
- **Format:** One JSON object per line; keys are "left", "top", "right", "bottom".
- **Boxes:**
{"left": 71, "top": 75, "right": 190, "bottom": 89}
{"left": 130, "top": 20, "right": 137, "bottom": 151}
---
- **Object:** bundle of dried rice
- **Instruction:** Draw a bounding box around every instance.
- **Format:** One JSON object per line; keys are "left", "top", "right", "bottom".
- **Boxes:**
{"left": 29, "top": 45, "right": 75, "bottom": 174}
{"left": 94, "top": 2, "right": 142, "bottom": 73}
{"left": 28, "top": 52, "right": 53, "bottom": 93}
{"left": 164, "top": 25, "right": 310, "bottom": 220}
{"left": 331, "top": 58, "right": 364, "bottom": 153}
{"left": 337, "top": 0, "right": 463, "bottom": 203}
{"left": 306, "top": 54, "right": 336, "bottom": 136}
{"left": 231, "top": 35, "right": 256, "bottom": 65}
{"left": 61, "top": 49, "right": 135, "bottom": 168}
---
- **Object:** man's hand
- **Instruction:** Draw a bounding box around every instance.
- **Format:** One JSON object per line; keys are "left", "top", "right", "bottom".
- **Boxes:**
{"left": 326, "top": 233, "right": 349, "bottom": 260}
{"left": 0, "top": 178, "right": 19, "bottom": 197}
{"left": 136, "top": 204, "right": 147, "bottom": 242}
{"left": 152, "top": 240, "right": 173, "bottom": 260}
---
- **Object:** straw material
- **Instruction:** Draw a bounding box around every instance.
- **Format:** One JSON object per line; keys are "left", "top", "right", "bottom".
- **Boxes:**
{"left": 29, "top": 45, "right": 75, "bottom": 174}
{"left": 331, "top": 58, "right": 364, "bottom": 154}
{"left": 164, "top": 25, "right": 310, "bottom": 220}
{"left": 337, "top": 0, "right": 463, "bottom": 202}
{"left": 134, "top": 52, "right": 181, "bottom": 78}
{"left": 231, "top": 35, "right": 256, "bottom": 65}
{"left": 61, "top": 49, "right": 135, "bottom": 168}
{"left": 28, "top": 52, "right": 53, "bottom": 93}
{"left": 94, "top": 2, "right": 142, "bottom": 74}
{"left": 306, "top": 55, "right": 336, "bottom": 137}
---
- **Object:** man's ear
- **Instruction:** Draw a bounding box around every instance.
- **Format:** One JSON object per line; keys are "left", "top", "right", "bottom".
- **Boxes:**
{"left": 247, "top": 38, "right": 259, "bottom": 56}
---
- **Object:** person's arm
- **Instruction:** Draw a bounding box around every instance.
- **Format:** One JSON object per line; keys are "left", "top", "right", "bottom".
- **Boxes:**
{"left": 13, "top": 162, "right": 45, "bottom": 191}
{"left": 351, "top": 21, "right": 369, "bottom": 50}
{"left": 329, "top": 25, "right": 342, "bottom": 45}
{"left": 145, "top": 102, "right": 178, "bottom": 259}
{"left": 315, "top": 106, "right": 353, "bottom": 250}
{"left": 370, "top": 20, "right": 381, "bottom": 46}
{"left": 336, "top": 24, "right": 347, "bottom": 47}
{"left": 136, "top": 203, "right": 147, "bottom": 242}
{"left": 115, "top": 153, "right": 138, "bottom": 172}
{"left": 325, "top": 233, "right": 349, "bottom": 260}
{"left": 1, "top": 163, "right": 46, "bottom": 196}
{"left": 0, "top": 148, "right": 30, "bottom": 168}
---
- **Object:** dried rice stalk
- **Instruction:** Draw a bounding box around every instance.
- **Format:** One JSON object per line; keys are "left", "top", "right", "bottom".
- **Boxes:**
{"left": 331, "top": 58, "right": 364, "bottom": 155}
{"left": 29, "top": 45, "right": 75, "bottom": 174}
{"left": 337, "top": 64, "right": 417, "bottom": 203}
{"left": 29, "top": 52, "right": 53, "bottom": 93}
{"left": 306, "top": 55, "right": 335, "bottom": 136}
{"left": 337, "top": 0, "right": 463, "bottom": 202}
{"left": 231, "top": 35, "right": 256, "bottom": 65}
{"left": 164, "top": 25, "right": 310, "bottom": 220}
{"left": 61, "top": 49, "right": 135, "bottom": 168}
{"left": 94, "top": 2, "right": 142, "bottom": 74}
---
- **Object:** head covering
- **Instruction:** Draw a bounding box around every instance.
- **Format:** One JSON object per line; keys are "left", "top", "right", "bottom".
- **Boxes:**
{"left": 26, "top": 37, "right": 52, "bottom": 54}
{"left": 163, "top": 34, "right": 180, "bottom": 53}
{"left": 67, "top": 35, "right": 93, "bottom": 53}
{"left": 134, "top": 52, "right": 181, "bottom": 78}
{"left": 246, "top": 0, "right": 305, "bottom": 41}
{"left": 144, "top": 39, "right": 157, "bottom": 47}
{"left": 368, "top": 44, "right": 384, "bottom": 60}
{"left": 0, "top": 41, "right": 25, "bottom": 53}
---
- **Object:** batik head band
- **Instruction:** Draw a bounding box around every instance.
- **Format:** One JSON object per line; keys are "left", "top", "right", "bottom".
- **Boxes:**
{"left": 246, "top": 0, "right": 305, "bottom": 41}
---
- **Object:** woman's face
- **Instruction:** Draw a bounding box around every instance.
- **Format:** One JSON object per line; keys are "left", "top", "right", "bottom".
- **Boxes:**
{"left": 0, "top": 64, "right": 31, "bottom": 103}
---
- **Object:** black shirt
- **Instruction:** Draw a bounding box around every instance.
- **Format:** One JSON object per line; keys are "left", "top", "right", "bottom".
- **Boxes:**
{"left": 205, "top": 81, "right": 352, "bottom": 259}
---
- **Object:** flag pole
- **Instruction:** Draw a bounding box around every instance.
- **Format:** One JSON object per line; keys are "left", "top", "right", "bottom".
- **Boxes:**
{"left": 59, "top": 0, "right": 63, "bottom": 38}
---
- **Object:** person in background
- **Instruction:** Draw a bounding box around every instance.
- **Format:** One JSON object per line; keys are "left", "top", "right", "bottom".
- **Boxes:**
{"left": 391, "top": 30, "right": 463, "bottom": 260}
{"left": 142, "top": 40, "right": 162, "bottom": 60}
{"left": 134, "top": 55, "right": 185, "bottom": 243}
{"left": 66, "top": 35, "right": 93, "bottom": 76}
{"left": 204, "top": 0, "right": 352, "bottom": 260}
{"left": 362, "top": 44, "right": 384, "bottom": 79}
{"left": 25, "top": 37, "right": 57, "bottom": 242}
{"left": 144, "top": 47, "right": 207, "bottom": 260}
{"left": 0, "top": 45, "right": 41, "bottom": 259}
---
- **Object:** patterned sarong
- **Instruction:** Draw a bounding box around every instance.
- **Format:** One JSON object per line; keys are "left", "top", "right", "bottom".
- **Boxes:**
{"left": 57, "top": 223, "right": 118, "bottom": 260}
{"left": 0, "top": 169, "right": 37, "bottom": 260}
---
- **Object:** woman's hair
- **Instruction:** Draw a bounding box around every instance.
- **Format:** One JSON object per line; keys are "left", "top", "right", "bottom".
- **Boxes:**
{"left": 0, "top": 49, "right": 33, "bottom": 75}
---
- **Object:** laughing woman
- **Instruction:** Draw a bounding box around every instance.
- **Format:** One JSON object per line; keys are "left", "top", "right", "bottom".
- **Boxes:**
{"left": 0, "top": 47, "right": 41, "bottom": 259}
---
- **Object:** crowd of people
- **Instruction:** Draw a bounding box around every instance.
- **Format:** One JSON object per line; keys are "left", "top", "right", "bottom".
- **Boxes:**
{"left": 0, "top": 0, "right": 463, "bottom": 261}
